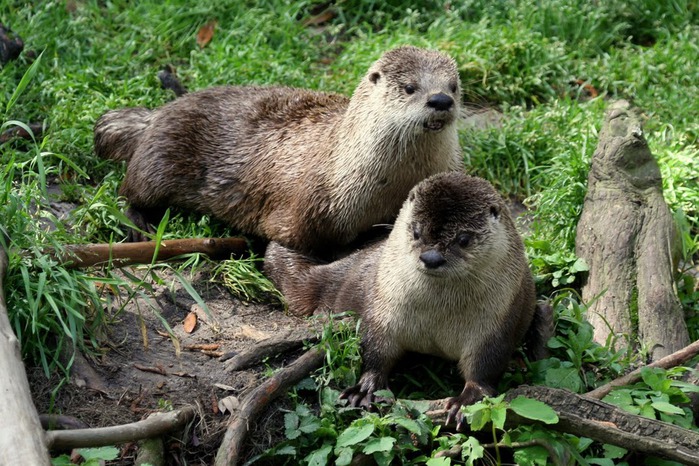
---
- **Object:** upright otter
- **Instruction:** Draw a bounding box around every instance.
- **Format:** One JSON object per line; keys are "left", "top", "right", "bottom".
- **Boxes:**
{"left": 94, "top": 46, "right": 462, "bottom": 255}
{"left": 264, "top": 172, "right": 549, "bottom": 428}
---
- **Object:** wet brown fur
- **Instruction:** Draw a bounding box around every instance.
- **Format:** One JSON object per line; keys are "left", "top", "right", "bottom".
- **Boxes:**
{"left": 264, "top": 172, "right": 550, "bottom": 425}
{"left": 94, "top": 46, "right": 463, "bottom": 255}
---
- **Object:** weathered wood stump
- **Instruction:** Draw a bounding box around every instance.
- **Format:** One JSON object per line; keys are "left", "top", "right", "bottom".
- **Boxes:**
{"left": 0, "top": 240, "right": 51, "bottom": 464}
{"left": 575, "top": 100, "right": 689, "bottom": 360}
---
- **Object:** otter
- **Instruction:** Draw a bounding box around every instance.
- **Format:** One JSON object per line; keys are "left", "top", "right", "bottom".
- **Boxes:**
{"left": 94, "top": 46, "right": 463, "bottom": 256}
{"left": 264, "top": 172, "right": 550, "bottom": 428}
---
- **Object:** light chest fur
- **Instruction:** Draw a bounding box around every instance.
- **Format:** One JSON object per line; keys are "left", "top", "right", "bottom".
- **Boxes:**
{"left": 373, "top": 206, "right": 520, "bottom": 362}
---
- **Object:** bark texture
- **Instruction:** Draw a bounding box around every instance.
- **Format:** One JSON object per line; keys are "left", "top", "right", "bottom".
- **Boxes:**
{"left": 575, "top": 100, "right": 688, "bottom": 360}
{"left": 50, "top": 237, "right": 248, "bottom": 268}
{"left": 0, "top": 241, "right": 51, "bottom": 464}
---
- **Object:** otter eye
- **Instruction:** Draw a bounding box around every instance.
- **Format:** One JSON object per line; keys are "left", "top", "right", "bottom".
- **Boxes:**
{"left": 456, "top": 233, "right": 471, "bottom": 248}
{"left": 412, "top": 223, "right": 421, "bottom": 240}
{"left": 450, "top": 82, "right": 458, "bottom": 94}
{"left": 404, "top": 84, "right": 416, "bottom": 95}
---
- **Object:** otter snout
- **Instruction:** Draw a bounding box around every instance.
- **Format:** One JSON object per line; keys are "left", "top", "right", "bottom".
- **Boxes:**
{"left": 419, "top": 249, "right": 447, "bottom": 269}
{"left": 427, "top": 93, "right": 454, "bottom": 111}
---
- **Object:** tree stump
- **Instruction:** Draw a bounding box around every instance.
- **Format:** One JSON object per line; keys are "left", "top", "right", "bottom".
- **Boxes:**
{"left": 575, "top": 100, "right": 689, "bottom": 360}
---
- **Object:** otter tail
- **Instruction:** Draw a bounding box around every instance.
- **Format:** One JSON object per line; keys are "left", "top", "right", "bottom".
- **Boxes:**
{"left": 94, "top": 107, "right": 154, "bottom": 162}
{"left": 264, "top": 242, "right": 327, "bottom": 316}
{"left": 524, "top": 301, "right": 554, "bottom": 361}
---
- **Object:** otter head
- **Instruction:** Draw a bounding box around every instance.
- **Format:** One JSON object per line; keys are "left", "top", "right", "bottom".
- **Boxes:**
{"left": 361, "top": 46, "right": 461, "bottom": 135}
{"left": 394, "top": 172, "right": 509, "bottom": 277}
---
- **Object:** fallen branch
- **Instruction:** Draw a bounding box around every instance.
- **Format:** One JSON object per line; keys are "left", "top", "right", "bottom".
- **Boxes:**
{"left": 49, "top": 237, "right": 248, "bottom": 268}
{"left": 587, "top": 338, "right": 699, "bottom": 400}
{"left": 422, "top": 385, "right": 699, "bottom": 465}
{"left": 215, "top": 347, "right": 325, "bottom": 466}
{"left": 0, "top": 239, "right": 51, "bottom": 464}
{"left": 45, "top": 404, "right": 197, "bottom": 450}
{"left": 223, "top": 333, "right": 319, "bottom": 371}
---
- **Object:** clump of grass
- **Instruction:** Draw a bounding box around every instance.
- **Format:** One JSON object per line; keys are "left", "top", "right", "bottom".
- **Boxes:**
{"left": 213, "top": 256, "right": 284, "bottom": 306}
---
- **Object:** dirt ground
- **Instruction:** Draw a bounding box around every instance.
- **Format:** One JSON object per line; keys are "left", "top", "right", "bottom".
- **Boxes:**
{"left": 28, "top": 267, "right": 319, "bottom": 465}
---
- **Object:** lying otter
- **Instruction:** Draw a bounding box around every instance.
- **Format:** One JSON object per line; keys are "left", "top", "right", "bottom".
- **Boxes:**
{"left": 94, "top": 46, "right": 463, "bottom": 256}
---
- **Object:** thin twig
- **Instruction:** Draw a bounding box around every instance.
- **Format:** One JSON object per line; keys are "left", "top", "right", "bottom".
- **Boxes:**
{"left": 587, "top": 339, "right": 699, "bottom": 399}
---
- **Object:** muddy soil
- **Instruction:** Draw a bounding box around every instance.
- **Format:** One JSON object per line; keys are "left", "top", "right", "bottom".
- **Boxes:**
{"left": 28, "top": 267, "right": 319, "bottom": 465}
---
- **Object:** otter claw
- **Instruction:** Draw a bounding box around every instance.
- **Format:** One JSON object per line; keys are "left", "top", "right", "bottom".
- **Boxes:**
{"left": 445, "top": 397, "right": 467, "bottom": 431}
{"left": 340, "top": 385, "right": 376, "bottom": 410}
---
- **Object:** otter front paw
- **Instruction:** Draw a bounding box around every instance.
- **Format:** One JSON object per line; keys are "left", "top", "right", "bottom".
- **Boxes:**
{"left": 125, "top": 206, "right": 156, "bottom": 242}
{"left": 340, "top": 372, "right": 389, "bottom": 410}
{"left": 445, "top": 381, "right": 494, "bottom": 431}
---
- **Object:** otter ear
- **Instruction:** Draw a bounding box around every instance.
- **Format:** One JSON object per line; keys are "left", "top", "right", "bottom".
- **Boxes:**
{"left": 489, "top": 205, "right": 500, "bottom": 220}
{"left": 369, "top": 72, "right": 381, "bottom": 84}
{"left": 408, "top": 190, "right": 415, "bottom": 202}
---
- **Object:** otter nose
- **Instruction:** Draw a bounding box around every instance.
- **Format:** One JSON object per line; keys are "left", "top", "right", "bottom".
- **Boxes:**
{"left": 419, "top": 249, "right": 446, "bottom": 269}
{"left": 427, "top": 93, "right": 454, "bottom": 111}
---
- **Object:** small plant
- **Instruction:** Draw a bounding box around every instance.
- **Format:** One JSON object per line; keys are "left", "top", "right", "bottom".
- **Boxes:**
{"left": 527, "top": 292, "right": 626, "bottom": 393}
{"left": 249, "top": 390, "right": 435, "bottom": 466}
{"left": 603, "top": 367, "right": 699, "bottom": 429}
{"left": 51, "top": 446, "right": 119, "bottom": 466}
{"left": 212, "top": 255, "right": 284, "bottom": 305}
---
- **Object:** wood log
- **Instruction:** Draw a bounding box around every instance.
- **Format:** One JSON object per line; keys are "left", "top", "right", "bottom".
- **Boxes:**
{"left": 575, "top": 100, "right": 689, "bottom": 360}
{"left": 0, "top": 241, "right": 51, "bottom": 464}
{"left": 423, "top": 385, "right": 699, "bottom": 465}
{"left": 215, "top": 347, "right": 325, "bottom": 466}
{"left": 45, "top": 405, "right": 196, "bottom": 450}
{"left": 49, "top": 237, "right": 248, "bottom": 269}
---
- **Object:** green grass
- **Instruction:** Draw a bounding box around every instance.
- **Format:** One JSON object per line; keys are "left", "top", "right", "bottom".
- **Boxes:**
{"left": 2, "top": 0, "right": 699, "bottom": 463}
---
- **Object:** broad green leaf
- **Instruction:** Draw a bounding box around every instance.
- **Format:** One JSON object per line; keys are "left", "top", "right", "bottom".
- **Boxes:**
{"left": 275, "top": 445, "right": 296, "bottom": 456}
{"left": 641, "top": 367, "right": 670, "bottom": 392}
{"left": 603, "top": 389, "right": 634, "bottom": 407}
{"left": 463, "top": 436, "right": 484, "bottom": 466}
{"left": 336, "top": 424, "right": 374, "bottom": 448}
{"left": 373, "top": 449, "right": 395, "bottom": 466}
{"left": 51, "top": 456, "right": 73, "bottom": 466}
{"left": 544, "top": 366, "right": 583, "bottom": 392}
{"left": 305, "top": 444, "right": 332, "bottom": 466}
{"left": 603, "top": 444, "right": 627, "bottom": 459}
{"left": 335, "top": 446, "right": 354, "bottom": 466}
{"left": 284, "top": 412, "right": 299, "bottom": 430}
{"left": 587, "top": 459, "right": 614, "bottom": 466}
{"left": 651, "top": 401, "right": 685, "bottom": 415}
{"left": 509, "top": 396, "right": 559, "bottom": 424}
{"left": 392, "top": 416, "right": 421, "bottom": 434}
{"left": 77, "top": 447, "right": 119, "bottom": 461}
{"left": 491, "top": 404, "right": 507, "bottom": 429}
{"left": 571, "top": 257, "right": 589, "bottom": 272}
{"left": 467, "top": 406, "right": 490, "bottom": 431}
{"left": 513, "top": 445, "right": 548, "bottom": 466}
{"left": 363, "top": 436, "right": 395, "bottom": 454}
{"left": 639, "top": 402, "right": 656, "bottom": 419}
{"left": 299, "top": 417, "right": 321, "bottom": 433}
{"left": 427, "top": 458, "right": 451, "bottom": 466}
